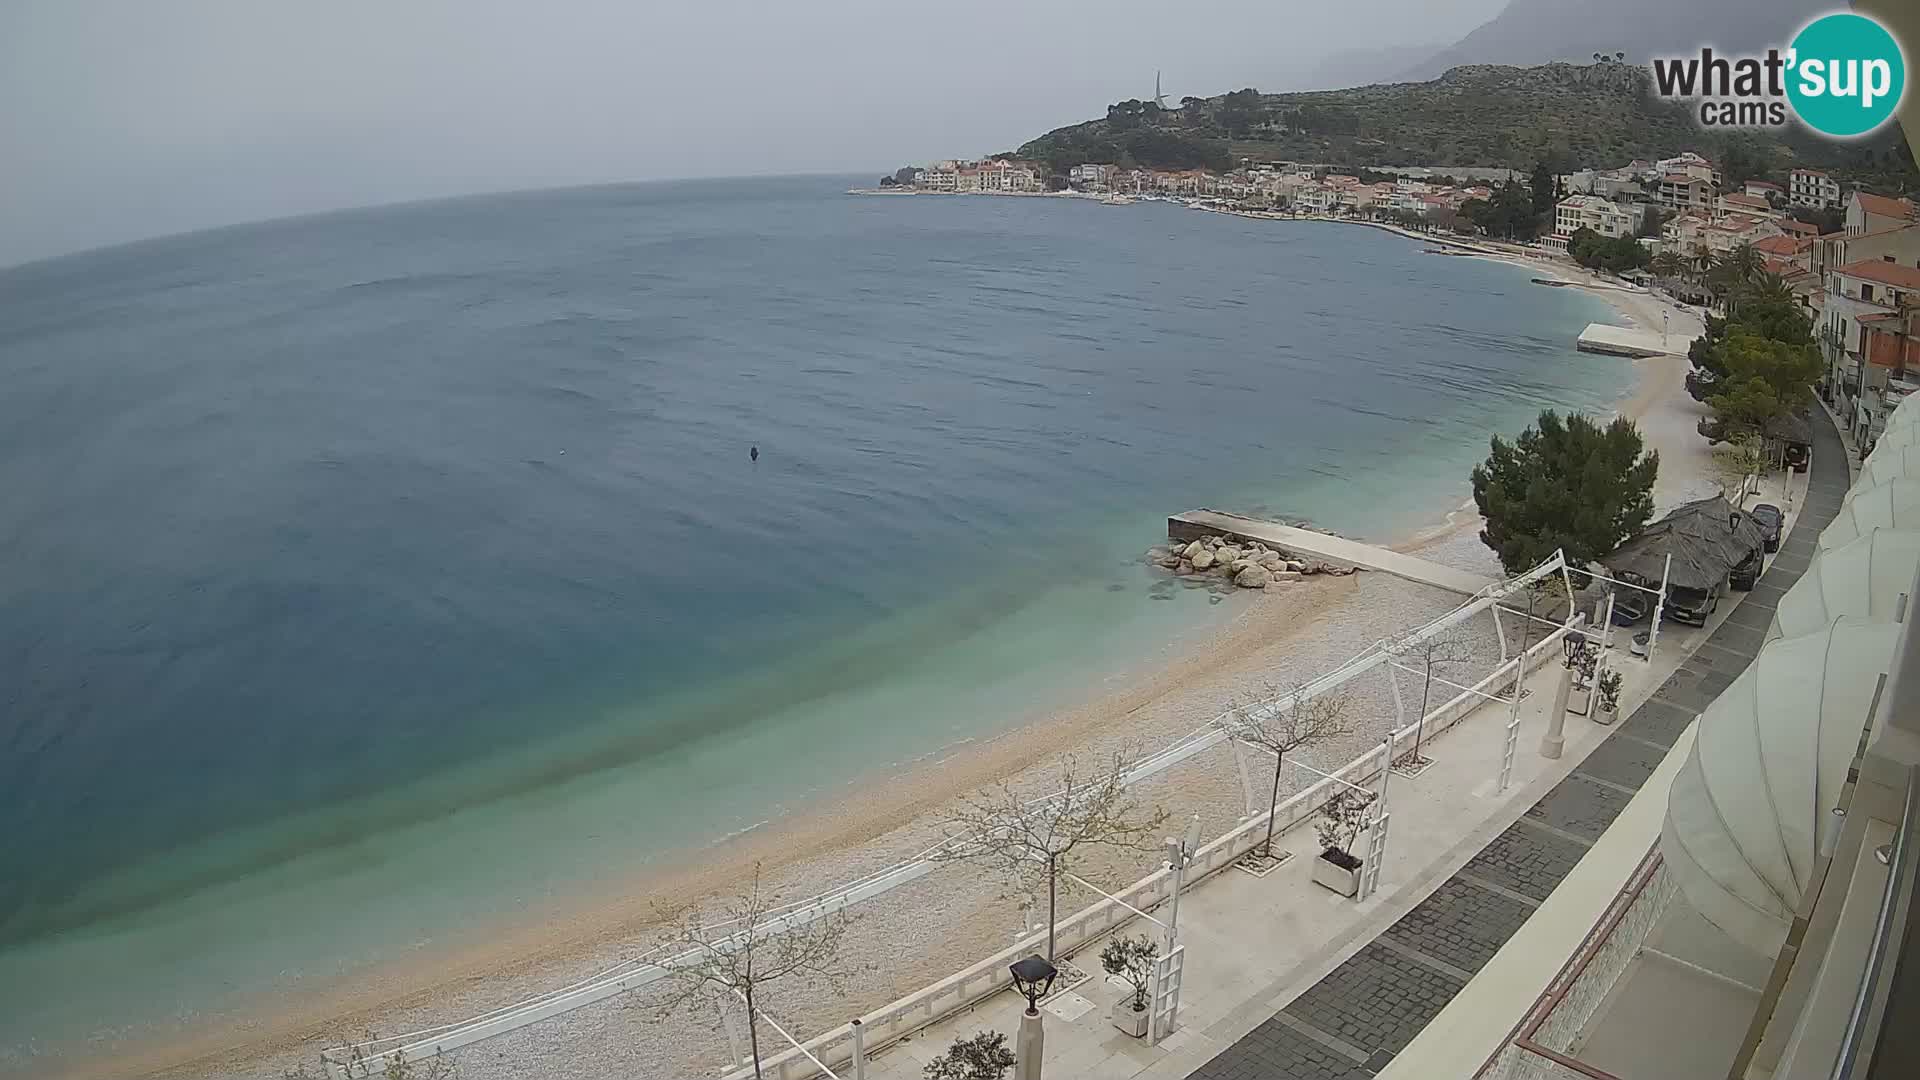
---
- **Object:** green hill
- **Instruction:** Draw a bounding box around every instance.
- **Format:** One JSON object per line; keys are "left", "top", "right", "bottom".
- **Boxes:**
{"left": 1015, "top": 62, "right": 1915, "bottom": 188}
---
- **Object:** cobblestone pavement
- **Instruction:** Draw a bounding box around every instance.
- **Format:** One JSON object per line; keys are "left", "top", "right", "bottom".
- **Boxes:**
{"left": 1185, "top": 410, "right": 1849, "bottom": 1078}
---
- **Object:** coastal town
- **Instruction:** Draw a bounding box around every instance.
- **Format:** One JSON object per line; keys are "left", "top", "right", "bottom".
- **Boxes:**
{"left": 870, "top": 150, "right": 1920, "bottom": 458}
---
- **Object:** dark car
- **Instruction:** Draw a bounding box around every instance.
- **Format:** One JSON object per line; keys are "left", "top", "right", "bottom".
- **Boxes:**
{"left": 1784, "top": 444, "right": 1809, "bottom": 473}
{"left": 1750, "top": 503, "right": 1784, "bottom": 553}
{"left": 1610, "top": 589, "right": 1653, "bottom": 626}
{"left": 1665, "top": 582, "right": 1721, "bottom": 626}
{"left": 1729, "top": 548, "right": 1762, "bottom": 591}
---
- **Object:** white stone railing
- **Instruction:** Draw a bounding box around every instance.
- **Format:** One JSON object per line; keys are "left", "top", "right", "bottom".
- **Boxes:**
{"left": 729, "top": 622, "right": 1579, "bottom": 1080}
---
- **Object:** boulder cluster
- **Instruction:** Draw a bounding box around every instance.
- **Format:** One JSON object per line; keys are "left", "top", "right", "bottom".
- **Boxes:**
{"left": 1147, "top": 534, "right": 1357, "bottom": 589}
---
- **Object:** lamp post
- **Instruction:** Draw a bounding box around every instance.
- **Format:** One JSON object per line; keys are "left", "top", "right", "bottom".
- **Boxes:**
{"left": 1543, "top": 632, "right": 1580, "bottom": 759}
{"left": 1162, "top": 814, "right": 1204, "bottom": 953}
{"left": 1009, "top": 955, "right": 1058, "bottom": 1080}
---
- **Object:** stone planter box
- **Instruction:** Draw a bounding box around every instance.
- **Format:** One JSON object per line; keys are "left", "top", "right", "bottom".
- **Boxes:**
{"left": 1311, "top": 851, "right": 1361, "bottom": 897}
{"left": 1111, "top": 998, "right": 1150, "bottom": 1037}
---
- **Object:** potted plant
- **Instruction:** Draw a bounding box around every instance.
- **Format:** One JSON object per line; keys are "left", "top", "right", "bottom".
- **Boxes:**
{"left": 1100, "top": 935, "right": 1158, "bottom": 1037}
{"left": 1311, "top": 789, "right": 1376, "bottom": 897}
{"left": 1595, "top": 669, "right": 1623, "bottom": 725}
{"left": 925, "top": 1031, "right": 1017, "bottom": 1080}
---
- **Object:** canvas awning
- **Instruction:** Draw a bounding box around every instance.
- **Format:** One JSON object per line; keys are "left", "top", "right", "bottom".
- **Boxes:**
{"left": 1820, "top": 478, "right": 1920, "bottom": 550}
{"left": 1661, "top": 619, "right": 1899, "bottom": 955}
{"left": 1605, "top": 494, "right": 1766, "bottom": 591}
{"left": 1858, "top": 443, "right": 1920, "bottom": 488}
{"left": 1769, "top": 528, "right": 1920, "bottom": 640}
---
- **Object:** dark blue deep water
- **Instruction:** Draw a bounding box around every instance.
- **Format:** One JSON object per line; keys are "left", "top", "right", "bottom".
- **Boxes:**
{"left": 0, "top": 176, "right": 1624, "bottom": 1058}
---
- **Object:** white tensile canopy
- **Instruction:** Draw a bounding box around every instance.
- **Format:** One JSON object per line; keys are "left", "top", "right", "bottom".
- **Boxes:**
{"left": 1882, "top": 390, "right": 1920, "bottom": 432}
{"left": 1857, "top": 444, "right": 1920, "bottom": 489}
{"left": 1769, "top": 528, "right": 1920, "bottom": 640}
{"left": 1869, "top": 421, "right": 1920, "bottom": 454}
{"left": 1661, "top": 618, "right": 1900, "bottom": 956}
{"left": 1821, "top": 478, "right": 1920, "bottom": 549}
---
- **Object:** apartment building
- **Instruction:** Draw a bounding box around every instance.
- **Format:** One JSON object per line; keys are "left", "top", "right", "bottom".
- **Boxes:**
{"left": 1790, "top": 166, "right": 1842, "bottom": 208}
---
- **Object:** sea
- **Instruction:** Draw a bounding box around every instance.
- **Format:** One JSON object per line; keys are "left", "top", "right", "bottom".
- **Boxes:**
{"left": 0, "top": 176, "right": 1627, "bottom": 1065}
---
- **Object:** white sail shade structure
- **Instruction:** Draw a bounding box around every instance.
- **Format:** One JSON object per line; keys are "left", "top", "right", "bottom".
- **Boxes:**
{"left": 1880, "top": 389, "right": 1920, "bottom": 432}
{"left": 1661, "top": 618, "right": 1900, "bottom": 956}
{"left": 1857, "top": 444, "right": 1920, "bottom": 489}
{"left": 1768, "top": 529, "right": 1920, "bottom": 640}
{"left": 1867, "top": 420, "right": 1920, "bottom": 454}
{"left": 1820, "top": 478, "right": 1920, "bottom": 549}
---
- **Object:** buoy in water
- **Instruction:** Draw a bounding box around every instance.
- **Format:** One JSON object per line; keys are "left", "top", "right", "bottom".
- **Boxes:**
{"left": 749, "top": 446, "right": 759, "bottom": 463}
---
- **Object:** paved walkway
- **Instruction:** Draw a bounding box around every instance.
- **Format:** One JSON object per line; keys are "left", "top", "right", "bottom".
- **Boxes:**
{"left": 1168, "top": 510, "right": 1498, "bottom": 596}
{"left": 1182, "top": 410, "right": 1850, "bottom": 1079}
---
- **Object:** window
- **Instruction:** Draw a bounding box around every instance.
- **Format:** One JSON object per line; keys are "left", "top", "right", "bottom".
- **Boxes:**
{"left": 1886, "top": 255, "right": 1898, "bottom": 262}
{"left": 1864, "top": 284, "right": 1877, "bottom": 302}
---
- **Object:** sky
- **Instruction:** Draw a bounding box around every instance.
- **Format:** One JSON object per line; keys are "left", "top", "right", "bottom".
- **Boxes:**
{"left": 0, "top": 0, "right": 1500, "bottom": 267}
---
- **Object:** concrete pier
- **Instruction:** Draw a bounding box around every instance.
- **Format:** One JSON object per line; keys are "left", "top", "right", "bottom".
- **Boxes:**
{"left": 1576, "top": 321, "right": 1696, "bottom": 358}
{"left": 1168, "top": 509, "right": 1497, "bottom": 595}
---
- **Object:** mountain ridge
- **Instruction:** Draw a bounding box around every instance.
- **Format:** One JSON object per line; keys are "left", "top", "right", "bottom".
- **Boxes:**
{"left": 1400, "top": 0, "right": 1825, "bottom": 81}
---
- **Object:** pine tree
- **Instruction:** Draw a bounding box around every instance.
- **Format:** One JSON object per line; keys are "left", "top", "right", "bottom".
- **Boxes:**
{"left": 1470, "top": 411, "right": 1659, "bottom": 576}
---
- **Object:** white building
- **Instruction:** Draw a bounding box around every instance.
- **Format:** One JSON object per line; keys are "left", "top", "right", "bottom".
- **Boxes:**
{"left": 1657, "top": 173, "right": 1715, "bottom": 211}
{"left": 1715, "top": 192, "right": 1780, "bottom": 221}
{"left": 916, "top": 166, "right": 957, "bottom": 192}
{"left": 1553, "top": 194, "right": 1645, "bottom": 240}
{"left": 975, "top": 159, "right": 1039, "bottom": 192}
{"left": 1790, "top": 167, "right": 1842, "bottom": 209}
{"left": 1068, "top": 163, "right": 1111, "bottom": 188}
{"left": 1295, "top": 184, "right": 1338, "bottom": 214}
{"left": 1846, "top": 190, "right": 1918, "bottom": 236}
{"left": 1655, "top": 152, "right": 1717, "bottom": 183}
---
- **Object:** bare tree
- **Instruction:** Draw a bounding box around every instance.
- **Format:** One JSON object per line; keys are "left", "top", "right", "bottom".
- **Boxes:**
{"left": 935, "top": 753, "right": 1168, "bottom": 963}
{"left": 1711, "top": 435, "right": 1767, "bottom": 508}
{"left": 655, "top": 864, "right": 854, "bottom": 1079}
{"left": 1391, "top": 630, "right": 1475, "bottom": 764}
{"left": 1218, "top": 684, "right": 1357, "bottom": 860}
{"left": 331, "top": 1034, "right": 458, "bottom": 1079}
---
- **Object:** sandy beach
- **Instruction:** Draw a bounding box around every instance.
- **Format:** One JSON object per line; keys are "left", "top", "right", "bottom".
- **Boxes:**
{"left": 46, "top": 220, "right": 1718, "bottom": 1080}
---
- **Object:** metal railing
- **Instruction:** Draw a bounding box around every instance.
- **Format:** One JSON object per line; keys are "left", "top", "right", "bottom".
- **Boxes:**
{"left": 731, "top": 617, "right": 1583, "bottom": 1080}
{"left": 1831, "top": 764, "right": 1918, "bottom": 1080}
{"left": 1476, "top": 848, "right": 1674, "bottom": 1080}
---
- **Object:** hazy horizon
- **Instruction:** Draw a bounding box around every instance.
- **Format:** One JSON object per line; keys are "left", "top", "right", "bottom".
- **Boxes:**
{"left": 0, "top": 0, "right": 1499, "bottom": 267}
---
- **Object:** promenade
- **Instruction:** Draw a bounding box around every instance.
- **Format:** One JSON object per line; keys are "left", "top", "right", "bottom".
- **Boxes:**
{"left": 835, "top": 418, "right": 1846, "bottom": 1080}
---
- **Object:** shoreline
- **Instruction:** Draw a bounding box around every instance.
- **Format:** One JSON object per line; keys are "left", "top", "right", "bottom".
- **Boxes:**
{"left": 41, "top": 214, "right": 1706, "bottom": 1080}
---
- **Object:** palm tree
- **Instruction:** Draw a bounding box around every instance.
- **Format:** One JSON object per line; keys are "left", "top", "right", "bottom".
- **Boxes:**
{"left": 1743, "top": 271, "right": 1795, "bottom": 307}
{"left": 1717, "top": 243, "right": 1765, "bottom": 286}
{"left": 1651, "top": 250, "right": 1686, "bottom": 283}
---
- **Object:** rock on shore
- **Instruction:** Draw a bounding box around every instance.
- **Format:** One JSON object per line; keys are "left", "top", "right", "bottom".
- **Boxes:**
{"left": 1146, "top": 531, "right": 1359, "bottom": 589}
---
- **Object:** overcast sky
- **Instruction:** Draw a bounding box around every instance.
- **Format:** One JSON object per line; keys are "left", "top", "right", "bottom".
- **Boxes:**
{"left": 0, "top": 1, "right": 1498, "bottom": 267}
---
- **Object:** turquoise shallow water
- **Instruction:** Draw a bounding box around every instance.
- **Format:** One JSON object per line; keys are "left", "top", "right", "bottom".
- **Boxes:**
{"left": 0, "top": 177, "right": 1625, "bottom": 1060}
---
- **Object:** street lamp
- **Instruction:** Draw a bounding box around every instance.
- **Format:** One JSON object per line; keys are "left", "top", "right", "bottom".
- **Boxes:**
{"left": 1009, "top": 955, "right": 1058, "bottom": 1080}
{"left": 1009, "top": 955, "right": 1058, "bottom": 1011}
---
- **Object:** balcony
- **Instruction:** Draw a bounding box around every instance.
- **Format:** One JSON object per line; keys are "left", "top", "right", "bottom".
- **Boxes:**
{"left": 1475, "top": 851, "right": 1770, "bottom": 1080}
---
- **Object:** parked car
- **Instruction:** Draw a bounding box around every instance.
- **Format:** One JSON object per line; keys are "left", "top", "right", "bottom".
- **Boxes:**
{"left": 1784, "top": 444, "right": 1809, "bottom": 473}
{"left": 1610, "top": 589, "right": 1652, "bottom": 626}
{"left": 1729, "top": 548, "right": 1762, "bottom": 591}
{"left": 1665, "top": 582, "right": 1722, "bottom": 626}
{"left": 1749, "top": 503, "right": 1783, "bottom": 553}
